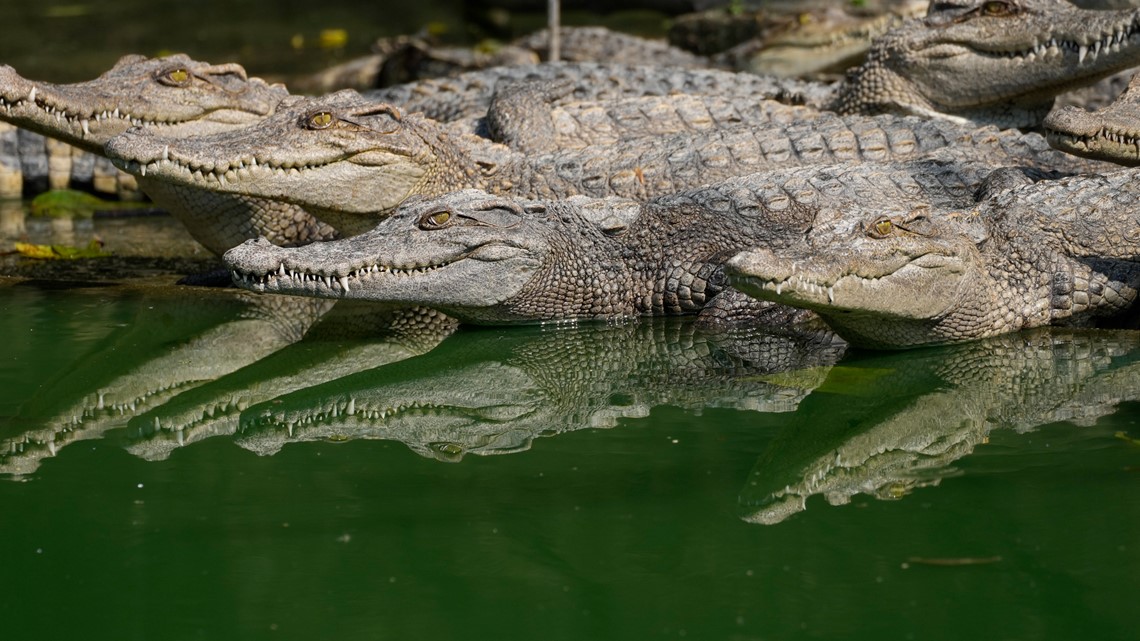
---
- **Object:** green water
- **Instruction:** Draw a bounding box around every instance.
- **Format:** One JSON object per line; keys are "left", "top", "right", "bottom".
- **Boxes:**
{"left": 1, "top": 280, "right": 1138, "bottom": 641}
{"left": 1, "top": 2, "right": 1138, "bottom": 637}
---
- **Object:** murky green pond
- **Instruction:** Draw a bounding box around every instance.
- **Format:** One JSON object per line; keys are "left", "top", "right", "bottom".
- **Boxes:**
{"left": 1, "top": 2, "right": 1139, "bottom": 638}
{"left": 2, "top": 263, "right": 1139, "bottom": 640}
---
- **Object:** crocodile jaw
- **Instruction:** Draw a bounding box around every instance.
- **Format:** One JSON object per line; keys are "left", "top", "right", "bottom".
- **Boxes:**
{"left": 727, "top": 245, "right": 974, "bottom": 348}
{"left": 0, "top": 62, "right": 280, "bottom": 154}
{"left": 224, "top": 234, "right": 544, "bottom": 322}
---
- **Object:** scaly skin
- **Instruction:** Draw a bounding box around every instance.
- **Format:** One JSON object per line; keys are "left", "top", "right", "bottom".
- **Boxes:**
{"left": 0, "top": 55, "right": 338, "bottom": 254}
{"left": 829, "top": 0, "right": 1140, "bottom": 127}
{"left": 365, "top": 62, "right": 831, "bottom": 124}
{"left": 373, "top": 1, "right": 1140, "bottom": 129}
{"left": 1044, "top": 69, "right": 1140, "bottom": 165}
{"left": 714, "top": 1, "right": 929, "bottom": 78}
{"left": 219, "top": 161, "right": 1003, "bottom": 325}
{"left": 104, "top": 89, "right": 1111, "bottom": 235}
{"left": 726, "top": 167, "right": 1140, "bottom": 348}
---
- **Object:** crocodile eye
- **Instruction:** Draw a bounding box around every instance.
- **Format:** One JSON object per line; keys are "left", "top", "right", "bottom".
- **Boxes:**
{"left": 981, "top": 1, "right": 1012, "bottom": 16}
{"left": 870, "top": 218, "right": 895, "bottom": 237}
{"left": 306, "top": 111, "right": 335, "bottom": 130}
{"left": 158, "top": 67, "right": 192, "bottom": 86}
{"left": 419, "top": 209, "right": 452, "bottom": 229}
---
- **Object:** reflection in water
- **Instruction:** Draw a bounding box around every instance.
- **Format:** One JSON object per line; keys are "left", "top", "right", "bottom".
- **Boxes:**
{"left": 231, "top": 320, "right": 847, "bottom": 461}
{"left": 1, "top": 291, "right": 333, "bottom": 476}
{"left": 124, "top": 301, "right": 459, "bottom": 460}
{"left": 739, "top": 328, "right": 1140, "bottom": 524}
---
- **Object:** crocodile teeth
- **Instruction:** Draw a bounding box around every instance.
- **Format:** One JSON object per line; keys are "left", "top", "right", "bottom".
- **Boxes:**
{"left": 1078, "top": 45, "right": 1088, "bottom": 64}
{"left": 27, "top": 86, "right": 36, "bottom": 103}
{"left": 338, "top": 275, "right": 350, "bottom": 293}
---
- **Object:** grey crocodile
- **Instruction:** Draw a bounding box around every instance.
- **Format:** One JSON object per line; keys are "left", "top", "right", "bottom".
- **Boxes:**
{"left": 826, "top": 0, "right": 1140, "bottom": 127}
{"left": 219, "top": 160, "right": 1007, "bottom": 325}
{"left": 0, "top": 54, "right": 339, "bottom": 254}
{"left": 1044, "top": 69, "right": 1140, "bottom": 165}
{"left": 726, "top": 167, "right": 1140, "bottom": 348}
{"left": 231, "top": 320, "right": 846, "bottom": 462}
{"left": 713, "top": 0, "right": 929, "bottom": 79}
{"left": 104, "top": 87, "right": 1113, "bottom": 237}
{"left": 740, "top": 327, "right": 1140, "bottom": 524}
{"left": 373, "top": 0, "right": 1140, "bottom": 129}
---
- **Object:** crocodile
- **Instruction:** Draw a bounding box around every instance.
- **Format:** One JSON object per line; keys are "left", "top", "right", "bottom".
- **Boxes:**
{"left": 371, "top": 0, "right": 1140, "bottom": 129}
{"left": 712, "top": 0, "right": 929, "bottom": 79}
{"left": 230, "top": 320, "right": 846, "bottom": 462}
{"left": 0, "top": 54, "right": 339, "bottom": 254}
{"left": 740, "top": 327, "right": 1140, "bottom": 524}
{"left": 0, "top": 54, "right": 284, "bottom": 200}
{"left": 1044, "top": 68, "right": 1140, "bottom": 165}
{"left": 103, "top": 87, "right": 1112, "bottom": 237}
{"left": 219, "top": 160, "right": 1007, "bottom": 325}
{"left": 827, "top": 0, "right": 1140, "bottom": 127}
{"left": 296, "top": 26, "right": 707, "bottom": 94}
{"left": 725, "top": 167, "right": 1140, "bottom": 349}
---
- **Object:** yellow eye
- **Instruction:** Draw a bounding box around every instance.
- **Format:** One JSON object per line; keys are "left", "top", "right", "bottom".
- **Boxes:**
{"left": 158, "top": 67, "right": 192, "bottom": 86}
{"left": 421, "top": 210, "right": 452, "bottom": 228}
{"left": 872, "top": 219, "right": 894, "bottom": 237}
{"left": 307, "top": 111, "right": 335, "bottom": 129}
{"left": 981, "top": 1, "right": 1010, "bottom": 15}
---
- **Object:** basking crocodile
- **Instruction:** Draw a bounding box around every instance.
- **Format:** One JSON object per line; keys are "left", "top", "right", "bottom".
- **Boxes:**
{"left": 726, "top": 167, "right": 1140, "bottom": 348}
{"left": 296, "top": 26, "right": 706, "bottom": 94}
{"left": 740, "top": 327, "right": 1140, "bottom": 524}
{"left": 713, "top": 0, "right": 929, "bottom": 79}
{"left": 826, "top": 0, "right": 1140, "bottom": 127}
{"left": 372, "top": 0, "right": 1140, "bottom": 129}
{"left": 0, "top": 54, "right": 339, "bottom": 254}
{"left": 104, "top": 87, "right": 1112, "bottom": 236}
{"left": 1044, "top": 69, "right": 1140, "bottom": 165}
{"left": 219, "top": 161, "right": 1006, "bottom": 325}
{"left": 231, "top": 320, "right": 845, "bottom": 462}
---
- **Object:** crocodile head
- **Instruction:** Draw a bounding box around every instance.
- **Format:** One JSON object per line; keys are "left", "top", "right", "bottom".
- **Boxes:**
{"left": 0, "top": 54, "right": 287, "bottom": 154}
{"left": 106, "top": 89, "right": 478, "bottom": 235}
{"left": 1044, "top": 70, "right": 1140, "bottom": 166}
{"left": 224, "top": 190, "right": 553, "bottom": 323}
{"left": 833, "top": 0, "right": 1140, "bottom": 127}
{"left": 726, "top": 204, "right": 989, "bottom": 348}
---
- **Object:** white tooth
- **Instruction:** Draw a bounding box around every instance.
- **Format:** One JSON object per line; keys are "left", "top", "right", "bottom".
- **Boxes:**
{"left": 346, "top": 398, "right": 355, "bottom": 416}
{"left": 1078, "top": 45, "right": 1088, "bottom": 64}
{"left": 112, "top": 108, "right": 119, "bottom": 118}
{"left": 775, "top": 282, "right": 783, "bottom": 295}
{"left": 278, "top": 263, "right": 287, "bottom": 277}
{"left": 323, "top": 275, "right": 331, "bottom": 288}
{"left": 28, "top": 86, "right": 36, "bottom": 102}
{"left": 81, "top": 119, "right": 90, "bottom": 136}
{"left": 140, "top": 163, "right": 146, "bottom": 176}
{"left": 162, "top": 145, "right": 169, "bottom": 161}
{"left": 827, "top": 286, "right": 835, "bottom": 304}
{"left": 339, "top": 275, "right": 349, "bottom": 293}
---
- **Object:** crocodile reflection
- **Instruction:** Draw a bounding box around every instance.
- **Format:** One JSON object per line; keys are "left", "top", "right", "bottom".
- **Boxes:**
{"left": 233, "top": 320, "right": 847, "bottom": 462}
{"left": 1, "top": 290, "right": 333, "bottom": 477}
{"left": 739, "top": 328, "right": 1140, "bottom": 525}
{"left": 123, "top": 301, "right": 458, "bottom": 461}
